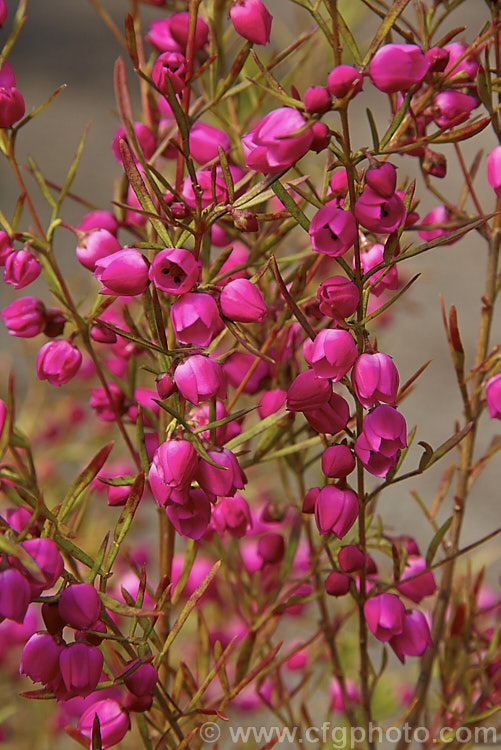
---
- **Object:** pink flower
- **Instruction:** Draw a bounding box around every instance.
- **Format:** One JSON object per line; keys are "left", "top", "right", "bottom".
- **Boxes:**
{"left": 354, "top": 432, "right": 397, "bottom": 477}
{"left": 369, "top": 44, "right": 429, "bottom": 93}
{"left": 257, "top": 388, "right": 286, "bottom": 419}
{"left": 354, "top": 187, "right": 406, "bottom": 233}
{"left": 365, "top": 162, "right": 397, "bottom": 198}
{"left": 321, "top": 444, "right": 355, "bottom": 478}
{"left": 212, "top": 241, "right": 250, "bottom": 284}
{"left": 170, "top": 292, "right": 222, "bottom": 346}
{"left": 314, "top": 486, "right": 359, "bottom": 538}
{"left": 0, "top": 569, "right": 30, "bottom": 623}
{"left": 487, "top": 146, "right": 501, "bottom": 197}
{"left": 211, "top": 494, "right": 252, "bottom": 538}
{"left": 166, "top": 488, "right": 212, "bottom": 540}
{"left": 362, "top": 404, "right": 407, "bottom": 457}
{"left": 257, "top": 533, "right": 284, "bottom": 564}
{"left": 189, "top": 400, "right": 240, "bottom": 445}
{"left": 327, "top": 65, "right": 363, "bottom": 98}
{"left": 148, "top": 440, "right": 198, "bottom": 506}
{"left": 304, "top": 86, "right": 331, "bottom": 114}
{"left": 94, "top": 249, "right": 149, "bottom": 296}
{"left": 352, "top": 351, "right": 399, "bottom": 408}
{"left": 304, "top": 393, "right": 350, "bottom": 435}
{"left": 486, "top": 373, "right": 501, "bottom": 419}
{"left": 182, "top": 165, "right": 244, "bottom": 209}
{"left": 16, "top": 539, "right": 63, "bottom": 596}
{"left": 1, "top": 296, "right": 46, "bottom": 337}
{"left": 220, "top": 278, "right": 267, "bottom": 322}
{"left": 324, "top": 571, "right": 351, "bottom": 597}
{"left": 78, "top": 210, "right": 118, "bottom": 235}
{"left": 123, "top": 660, "right": 158, "bottom": 697}
{"left": 242, "top": 107, "right": 313, "bottom": 174}
{"left": 36, "top": 340, "right": 82, "bottom": 385}
{"left": 0, "top": 230, "right": 14, "bottom": 265}
{"left": 338, "top": 545, "right": 365, "bottom": 573}
{"left": 417, "top": 205, "right": 459, "bottom": 245}
{"left": 149, "top": 247, "right": 200, "bottom": 295}
{"left": 174, "top": 355, "right": 227, "bottom": 405}
{"left": 58, "top": 642, "right": 104, "bottom": 698}
{"left": 0, "top": 86, "right": 25, "bottom": 127}
{"left": 58, "top": 584, "right": 101, "bottom": 630}
{"left": 444, "top": 42, "right": 479, "bottom": 82}
{"left": 396, "top": 556, "right": 437, "bottom": 603}
{"left": 189, "top": 122, "right": 231, "bottom": 165}
{"left": 20, "top": 632, "right": 63, "bottom": 685}
{"left": 390, "top": 609, "right": 433, "bottom": 663}
{"left": 146, "top": 13, "right": 209, "bottom": 54}
{"left": 0, "top": 1, "right": 7, "bottom": 26}
{"left": 196, "top": 448, "right": 247, "bottom": 499}
{"left": 310, "top": 329, "right": 357, "bottom": 381}
{"left": 286, "top": 370, "right": 332, "bottom": 412}
{"left": 3, "top": 248, "right": 41, "bottom": 289}
{"left": 230, "top": 0, "right": 273, "bottom": 45}
{"left": 317, "top": 276, "right": 360, "bottom": 321}
{"left": 364, "top": 593, "right": 405, "bottom": 642}
{"left": 432, "top": 90, "right": 477, "bottom": 128}
{"left": 78, "top": 699, "right": 130, "bottom": 748}
{"left": 89, "top": 383, "right": 127, "bottom": 422}
{"left": 76, "top": 229, "right": 121, "bottom": 271}
{"left": 359, "top": 243, "right": 398, "bottom": 297}
{"left": 309, "top": 205, "right": 357, "bottom": 257}
{"left": 329, "top": 677, "right": 361, "bottom": 711}
{"left": 111, "top": 122, "right": 156, "bottom": 163}
{"left": 224, "top": 351, "right": 270, "bottom": 393}
{"left": 152, "top": 51, "right": 187, "bottom": 95}
{"left": 310, "top": 122, "right": 330, "bottom": 152}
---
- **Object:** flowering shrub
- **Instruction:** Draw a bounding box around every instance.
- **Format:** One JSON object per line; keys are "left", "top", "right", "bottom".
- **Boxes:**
{"left": 0, "top": 0, "right": 500, "bottom": 747}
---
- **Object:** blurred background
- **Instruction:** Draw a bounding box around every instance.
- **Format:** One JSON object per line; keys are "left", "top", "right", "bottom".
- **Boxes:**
{"left": 0, "top": 0, "right": 499, "bottom": 746}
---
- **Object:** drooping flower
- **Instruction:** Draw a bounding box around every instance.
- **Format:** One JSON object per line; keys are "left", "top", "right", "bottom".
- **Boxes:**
{"left": 368, "top": 44, "right": 429, "bottom": 93}
{"left": 309, "top": 205, "right": 357, "bottom": 257}
{"left": 230, "top": 0, "right": 273, "bottom": 45}
{"left": 242, "top": 107, "right": 313, "bottom": 174}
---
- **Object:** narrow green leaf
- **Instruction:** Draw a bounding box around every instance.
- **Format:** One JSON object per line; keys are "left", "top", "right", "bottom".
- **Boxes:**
{"left": 105, "top": 473, "right": 145, "bottom": 574}
{"left": 88, "top": 534, "right": 109, "bottom": 585}
{"left": 334, "top": 6, "right": 362, "bottom": 65}
{"left": 98, "top": 591, "right": 157, "bottom": 618}
{"left": 379, "top": 91, "right": 413, "bottom": 151}
{"left": 224, "top": 409, "right": 287, "bottom": 451}
{"left": 152, "top": 399, "right": 224, "bottom": 467}
{"left": 426, "top": 517, "right": 453, "bottom": 567}
{"left": 0, "top": 372, "right": 14, "bottom": 462}
{"left": 427, "top": 422, "right": 473, "bottom": 468}
{"left": 271, "top": 255, "right": 316, "bottom": 340}
{"left": 0, "top": 535, "right": 45, "bottom": 582}
{"left": 192, "top": 407, "right": 253, "bottom": 435}
{"left": 362, "top": 0, "right": 413, "bottom": 66}
{"left": 235, "top": 632, "right": 256, "bottom": 684}
{"left": 27, "top": 156, "right": 57, "bottom": 208}
{"left": 171, "top": 538, "right": 197, "bottom": 606}
{"left": 418, "top": 441, "right": 434, "bottom": 471}
{"left": 124, "top": 13, "right": 139, "bottom": 68}
{"left": 54, "top": 124, "right": 91, "bottom": 214}
{"left": 14, "top": 85, "right": 67, "bottom": 132}
{"left": 218, "top": 145, "right": 234, "bottom": 204}
{"left": 59, "top": 442, "right": 114, "bottom": 523}
{"left": 366, "top": 108, "right": 380, "bottom": 152}
{"left": 271, "top": 181, "right": 310, "bottom": 232}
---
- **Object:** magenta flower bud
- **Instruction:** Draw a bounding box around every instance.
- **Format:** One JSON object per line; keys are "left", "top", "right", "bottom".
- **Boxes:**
{"left": 76, "top": 229, "right": 121, "bottom": 271}
{"left": 364, "top": 593, "right": 405, "bottom": 642}
{"left": 317, "top": 276, "right": 359, "bottom": 321}
{"left": 324, "top": 571, "right": 351, "bottom": 597}
{"left": 242, "top": 107, "right": 313, "bottom": 174}
{"left": 314, "top": 486, "right": 359, "bottom": 538}
{"left": 422, "top": 147, "right": 447, "bottom": 179}
{"left": 0, "top": 230, "right": 14, "bottom": 265}
{"left": 78, "top": 699, "right": 130, "bottom": 748}
{"left": 330, "top": 677, "right": 361, "bottom": 711}
{"left": 354, "top": 187, "right": 406, "bottom": 234}
{"left": 304, "top": 392, "right": 350, "bottom": 435}
{"left": 166, "top": 487, "right": 212, "bottom": 539}
{"left": 0, "top": 568, "right": 30, "bottom": 623}
{"left": 146, "top": 13, "right": 209, "bottom": 54}
{"left": 417, "top": 205, "right": 459, "bottom": 245}
{"left": 152, "top": 51, "right": 186, "bottom": 95}
{"left": 327, "top": 64, "right": 363, "bottom": 98}
{"left": 0, "top": 61, "right": 16, "bottom": 88}
{"left": 224, "top": 351, "right": 270, "bottom": 394}
{"left": 4, "top": 247, "right": 41, "bottom": 289}
{"left": 390, "top": 609, "right": 433, "bottom": 663}
{"left": 20, "top": 632, "right": 63, "bottom": 684}
{"left": 78, "top": 210, "right": 118, "bottom": 235}
{"left": 220, "top": 278, "right": 267, "bottom": 323}
{"left": 59, "top": 642, "right": 103, "bottom": 698}
{"left": 211, "top": 494, "right": 252, "bottom": 538}
{"left": 197, "top": 448, "right": 246, "bottom": 499}
{"left": 432, "top": 90, "right": 477, "bottom": 128}
{"left": 90, "top": 323, "right": 117, "bottom": 344}
{"left": 352, "top": 352, "right": 399, "bottom": 408}
{"left": 94, "top": 249, "right": 149, "bottom": 296}
{"left": 149, "top": 247, "right": 200, "bottom": 295}
{"left": 309, "top": 205, "right": 357, "bottom": 257}
{"left": 304, "top": 86, "right": 331, "bottom": 114}
{"left": 257, "top": 533, "right": 284, "bottom": 565}
{"left": 310, "top": 329, "right": 357, "bottom": 381}
{"left": 362, "top": 405, "right": 406, "bottom": 458}
{"left": 43, "top": 308, "right": 66, "bottom": 338}
{"left": 107, "top": 485, "right": 130, "bottom": 507}
{"left": 181, "top": 166, "right": 240, "bottom": 210}
{"left": 149, "top": 439, "right": 198, "bottom": 506}
{"left": 330, "top": 169, "right": 349, "bottom": 198}
{"left": 321, "top": 444, "right": 355, "bottom": 478}
{"left": 36, "top": 339, "right": 82, "bottom": 385}
{"left": 1, "top": 296, "right": 46, "bottom": 337}
{"left": 124, "top": 693, "right": 153, "bottom": 713}
{"left": 19, "top": 538, "right": 64, "bottom": 595}
{"left": 111, "top": 122, "right": 155, "bottom": 163}
{"left": 444, "top": 42, "right": 478, "bottom": 81}
{"left": 338, "top": 545, "right": 366, "bottom": 573}
{"left": 425, "top": 47, "right": 449, "bottom": 73}
{"left": 230, "top": 0, "right": 272, "bottom": 45}
{"left": 310, "top": 122, "right": 330, "bottom": 153}
{"left": 257, "top": 388, "right": 286, "bottom": 419}
{"left": 302, "top": 486, "right": 320, "bottom": 514}
{"left": 189, "top": 122, "right": 231, "bottom": 165}
{"left": 286, "top": 370, "right": 331, "bottom": 412}
{"left": 365, "top": 162, "right": 397, "bottom": 199}
{"left": 5, "top": 506, "right": 37, "bottom": 534}
{"left": 354, "top": 432, "right": 397, "bottom": 477}
{"left": 369, "top": 44, "right": 429, "bottom": 93}
{"left": 174, "top": 355, "right": 227, "bottom": 405}
{"left": 156, "top": 371, "right": 176, "bottom": 399}
{"left": 171, "top": 292, "right": 222, "bottom": 346}
{"left": 41, "top": 603, "right": 66, "bottom": 635}
{"left": 123, "top": 660, "right": 158, "bottom": 697}
{"left": 396, "top": 556, "right": 437, "bottom": 603}
{"left": 0, "top": 86, "right": 25, "bottom": 127}
{"left": 89, "top": 383, "right": 127, "bottom": 422}
{"left": 359, "top": 243, "right": 398, "bottom": 297}
{"left": 58, "top": 583, "right": 101, "bottom": 630}
{"left": 0, "top": 1, "right": 7, "bottom": 26}
{"left": 486, "top": 373, "right": 501, "bottom": 419}
{"left": 487, "top": 146, "right": 501, "bottom": 198}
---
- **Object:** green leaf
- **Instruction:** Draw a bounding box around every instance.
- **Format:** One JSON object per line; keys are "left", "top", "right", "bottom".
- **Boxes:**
{"left": 98, "top": 591, "right": 157, "bottom": 618}
{"left": 379, "top": 91, "right": 413, "bottom": 151}
{"left": 54, "top": 123, "right": 90, "bottom": 215}
{"left": 105, "top": 473, "right": 145, "bottom": 574}
{"left": 59, "top": 442, "right": 114, "bottom": 523}
{"left": 366, "top": 108, "right": 380, "bottom": 152}
{"left": 0, "top": 372, "right": 14, "bottom": 462}
{"left": 14, "top": 85, "right": 67, "bottom": 132}
{"left": 27, "top": 156, "right": 57, "bottom": 208}
{"left": 426, "top": 517, "right": 452, "bottom": 567}
{"left": 224, "top": 409, "right": 288, "bottom": 451}
{"left": 271, "top": 255, "right": 316, "bottom": 341}
{"left": 192, "top": 407, "right": 253, "bottom": 435}
{"left": 271, "top": 181, "right": 310, "bottom": 232}
{"left": 171, "top": 539, "right": 197, "bottom": 606}
{"left": 0, "top": 534, "right": 45, "bottom": 582}
{"left": 427, "top": 422, "right": 473, "bottom": 468}
{"left": 235, "top": 632, "right": 256, "bottom": 684}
